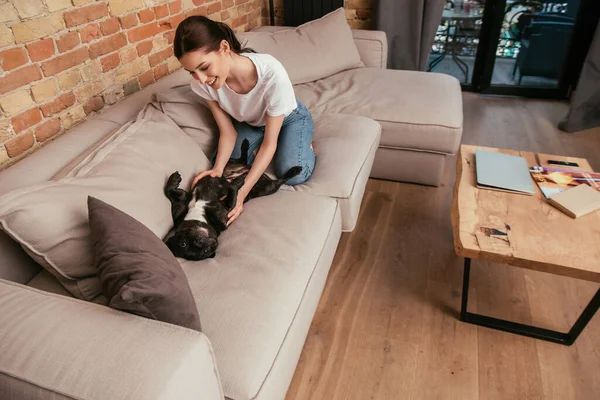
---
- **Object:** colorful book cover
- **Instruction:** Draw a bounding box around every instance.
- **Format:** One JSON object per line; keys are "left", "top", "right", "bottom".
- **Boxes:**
{"left": 529, "top": 166, "right": 600, "bottom": 198}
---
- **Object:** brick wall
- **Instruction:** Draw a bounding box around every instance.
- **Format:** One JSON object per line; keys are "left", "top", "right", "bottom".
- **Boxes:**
{"left": 0, "top": 0, "right": 262, "bottom": 169}
{"left": 263, "top": 0, "right": 374, "bottom": 29}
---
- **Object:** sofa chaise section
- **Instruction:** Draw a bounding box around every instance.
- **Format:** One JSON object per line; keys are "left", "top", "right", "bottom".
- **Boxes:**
{"left": 250, "top": 26, "right": 464, "bottom": 187}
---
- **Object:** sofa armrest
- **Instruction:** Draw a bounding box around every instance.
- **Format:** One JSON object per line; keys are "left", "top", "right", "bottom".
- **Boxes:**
{"left": 352, "top": 29, "right": 388, "bottom": 69}
{"left": 0, "top": 280, "right": 223, "bottom": 400}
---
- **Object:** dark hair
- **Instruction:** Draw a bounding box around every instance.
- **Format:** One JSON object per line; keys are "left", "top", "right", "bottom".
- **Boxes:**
{"left": 174, "top": 16, "right": 254, "bottom": 59}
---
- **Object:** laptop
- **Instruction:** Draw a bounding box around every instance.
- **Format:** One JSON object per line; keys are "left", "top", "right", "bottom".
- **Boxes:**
{"left": 475, "top": 149, "right": 535, "bottom": 195}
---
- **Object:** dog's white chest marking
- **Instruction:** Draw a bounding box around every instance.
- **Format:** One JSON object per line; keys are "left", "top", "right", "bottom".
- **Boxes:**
{"left": 185, "top": 199, "right": 208, "bottom": 223}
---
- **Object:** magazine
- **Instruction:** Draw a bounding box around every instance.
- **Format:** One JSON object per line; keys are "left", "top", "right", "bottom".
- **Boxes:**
{"left": 529, "top": 165, "right": 600, "bottom": 199}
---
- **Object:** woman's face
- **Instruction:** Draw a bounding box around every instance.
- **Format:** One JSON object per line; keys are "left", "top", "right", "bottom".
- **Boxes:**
{"left": 179, "top": 40, "right": 231, "bottom": 89}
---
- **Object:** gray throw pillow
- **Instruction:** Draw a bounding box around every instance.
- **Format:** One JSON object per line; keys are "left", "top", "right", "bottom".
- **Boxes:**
{"left": 88, "top": 196, "right": 201, "bottom": 332}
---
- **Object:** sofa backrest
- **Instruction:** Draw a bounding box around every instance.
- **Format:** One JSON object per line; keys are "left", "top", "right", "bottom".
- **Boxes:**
{"left": 248, "top": 27, "right": 388, "bottom": 70}
{"left": 0, "top": 70, "right": 191, "bottom": 284}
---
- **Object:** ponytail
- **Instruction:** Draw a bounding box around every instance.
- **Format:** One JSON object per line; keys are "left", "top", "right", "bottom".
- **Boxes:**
{"left": 174, "top": 16, "right": 254, "bottom": 59}
{"left": 216, "top": 21, "right": 255, "bottom": 54}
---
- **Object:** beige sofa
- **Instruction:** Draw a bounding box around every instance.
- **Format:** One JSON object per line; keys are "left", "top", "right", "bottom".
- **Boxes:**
{"left": 0, "top": 28, "right": 462, "bottom": 400}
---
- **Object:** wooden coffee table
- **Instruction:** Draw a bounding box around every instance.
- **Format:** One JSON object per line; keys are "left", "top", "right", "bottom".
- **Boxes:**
{"left": 451, "top": 145, "right": 600, "bottom": 345}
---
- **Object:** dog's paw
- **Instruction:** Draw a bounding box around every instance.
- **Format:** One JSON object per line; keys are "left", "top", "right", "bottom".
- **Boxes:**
{"left": 167, "top": 171, "right": 182, "bottom": 186}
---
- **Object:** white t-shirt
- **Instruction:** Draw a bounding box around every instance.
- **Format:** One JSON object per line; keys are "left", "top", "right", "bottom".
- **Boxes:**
{"left": 190, "top": 53, "right": 297, "bottom": 127}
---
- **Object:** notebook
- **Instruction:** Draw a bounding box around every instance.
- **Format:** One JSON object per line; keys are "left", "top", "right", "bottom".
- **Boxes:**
{"left": 475, "top": 149, "right": 535, "bottom": 195}
{"left": 548, "top": 184, "right": 600, "bottom": 218}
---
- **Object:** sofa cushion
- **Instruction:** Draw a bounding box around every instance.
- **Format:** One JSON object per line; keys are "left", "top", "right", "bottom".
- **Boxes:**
{"left": 294, "top": 68, "right": 463, "bottom": 155}
{"left": 88, "top": 196, "right": 202, "bottom": 331}
{"left": 286, "top": 113, "right": 380, "bottom": 231}
{"left": 94, "top": 68, "right": 192, "bottom": 126}
{"left": 151, "top": 84, "right": 218, "bottom": 159}
{"left": 180, "top": 190, "right": 339, "bottom": 400}
{"left": 0, "top": 106, "right": 211, "bottom": 302}
{"left": 237, "top": 8, "right": 363, "bottom": 85}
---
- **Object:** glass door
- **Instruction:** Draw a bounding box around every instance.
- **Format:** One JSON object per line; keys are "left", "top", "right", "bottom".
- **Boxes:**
{"left": 427, "top": 0, "right": 487, "bottom": 86}
{"left": 428, "top": 0, "right": 598, "bottom": 98}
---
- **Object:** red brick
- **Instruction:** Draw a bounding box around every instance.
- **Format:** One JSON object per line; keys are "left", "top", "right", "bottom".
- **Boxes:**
{"left": 169, "top": 0, "right": 182, "bottom": 14}
{"left": 56, "top": 31, "right": 80, "bottom": 53}
{"left": 193, "top": 0, "right": 206, "bottom": 5}
{"left": 89, "top": 32, "right": 127, "bottom": 59}
{"left": 5, "top": 131, "right": 35, "bottom": 157}
{"left": 136, "top": 41, "right": 153, "bottom": 56}
{"left": 149, "top": 47, "right": 173, "bottom": 67}
{"left": 40, "top": 92, "right": 76, "bottom": 117}
{"left": 223, "top": 0, "right": 234, "bottom": 7}
{"left": 153, "top": 64, "right": 168, "bottom": 80}
{"left": 127, "top": 23, "right": 164, "bottom": 43}
{"left": 83, "top": 96, "right": 104, "bottom": 115}
{"left": 232, "top": 15, "right": 247, "bottom": 28}
{"left": 138, "top": 9, "right": 155, "bottom": 23}
{"left": 0, "top": 65, "right": 42, "bottom": 96}
{"left": 79, "top": 24, "right": 101, "bottom": 43}
{"left": 119, "top": 14, "right": 139, "bottom": 29}
{"left": 11, "top": 108, "right": 42, "bottom": 134}
{"left": 221, "top": 10, "right": 230, "bottom": 20}
{"left": 0, "top": 48, "right": 29, "bottom": 71}
{"left": 207, "top": 2, "right": 222, "bottom": 14}
{"left": 164, "top": 30, "right": 175, "bottom": 44}
{"left": 26, "top": 39, "right": 55, "bottom": 62}
{"left": 101, "top": 52, "right": 120, "bottom": 72}
{"left": 139, "top": 70, "right": 154, "bottom": 88}
{"left": 34, "top": 118, "right": 60, "bottom": 142}
{"left": 99, "top": 17, "right": 120, "bottom": 36}
{"left": 41, "top": 47, "right": 88, "bottom": 77}
{"left": 64, "top": 3, "right": 109, "bottom": 28}
{"left": 154, "top": 4, "right": 169, "bottom": 19}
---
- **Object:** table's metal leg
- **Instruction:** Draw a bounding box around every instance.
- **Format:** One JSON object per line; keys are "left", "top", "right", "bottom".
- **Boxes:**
{"left": 459, "top": 258, "right": 600, "bottom": 346}
{"left": 428, "top": 22, "right": 451, "bottom": 72}
{"left": 453, "top": 55, "right": 470, "bottom": 83}
{"left": 427, "top": 53, "right": 446, "bottom": 72}
{"left": 565, "top": 288, "right": 600, "bottom": 345}
{"left": 460, "top": 258, "right": 471, "bottom": 321}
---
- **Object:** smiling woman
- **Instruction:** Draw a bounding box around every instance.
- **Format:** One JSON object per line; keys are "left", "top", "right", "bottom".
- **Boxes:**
{"left": 173, "top": 16, "right": 317, "bottom": 226}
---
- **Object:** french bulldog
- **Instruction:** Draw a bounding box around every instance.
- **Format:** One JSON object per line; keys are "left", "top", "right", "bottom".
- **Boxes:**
{"left": 164, "top": 139, "right": 302, "bottom": 260}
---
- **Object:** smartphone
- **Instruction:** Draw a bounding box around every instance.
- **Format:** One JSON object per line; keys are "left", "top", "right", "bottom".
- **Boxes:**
{"left": 548, "top": 160, "right": 579, "bottom": 168}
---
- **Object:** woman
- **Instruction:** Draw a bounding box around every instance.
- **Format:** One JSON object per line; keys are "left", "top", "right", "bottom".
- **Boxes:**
{"left": 174, "top": 16, "right": 316, "bottom": 225}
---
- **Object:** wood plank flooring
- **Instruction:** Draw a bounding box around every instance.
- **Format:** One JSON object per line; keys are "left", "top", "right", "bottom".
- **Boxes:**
{"left": 285, "top": 93, "right": 600, "bottom": 400}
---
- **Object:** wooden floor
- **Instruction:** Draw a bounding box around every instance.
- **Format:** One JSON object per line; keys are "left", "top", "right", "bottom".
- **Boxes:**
{"left": 285, "top": 93, "right": 600, "bottom": 400}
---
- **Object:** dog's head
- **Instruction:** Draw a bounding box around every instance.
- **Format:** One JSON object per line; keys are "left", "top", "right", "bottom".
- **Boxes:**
{"left": 165, "top": 220, "right": 218, "bottom": 260}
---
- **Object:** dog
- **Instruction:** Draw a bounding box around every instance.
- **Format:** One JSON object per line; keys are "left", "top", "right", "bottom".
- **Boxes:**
{"left": 164, "top": 139, "right": 302, "bottom": 260}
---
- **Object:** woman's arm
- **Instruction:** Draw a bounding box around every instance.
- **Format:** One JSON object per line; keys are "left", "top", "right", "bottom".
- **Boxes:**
{"left": 227, "top": 114, "right": 284, "bottom": 225}
{"left": 208, "top": 100, "right": 237, "bottom": 173}
{"left": 192, "top": 100, "right": 237, "bottom": 185}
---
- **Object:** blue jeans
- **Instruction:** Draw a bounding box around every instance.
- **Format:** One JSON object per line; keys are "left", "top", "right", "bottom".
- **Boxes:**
{"left": 229, "top": 99, "right": 316, "bottom": 186}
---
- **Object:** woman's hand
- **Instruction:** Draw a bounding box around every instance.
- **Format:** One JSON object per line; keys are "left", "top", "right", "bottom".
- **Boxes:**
{"left": 227, "top": 188, "right": 246, "bottom": 226}
{"left": 192, "top": 168, "right": 222, "bottom": 187}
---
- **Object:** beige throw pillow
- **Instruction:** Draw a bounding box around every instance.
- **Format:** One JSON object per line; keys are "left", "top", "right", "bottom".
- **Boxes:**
{"left": 237, "top": 8, "right": 363, "bottom": 85}
{"left": 0, "top": 105, "right": 211, "bottom": 302}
